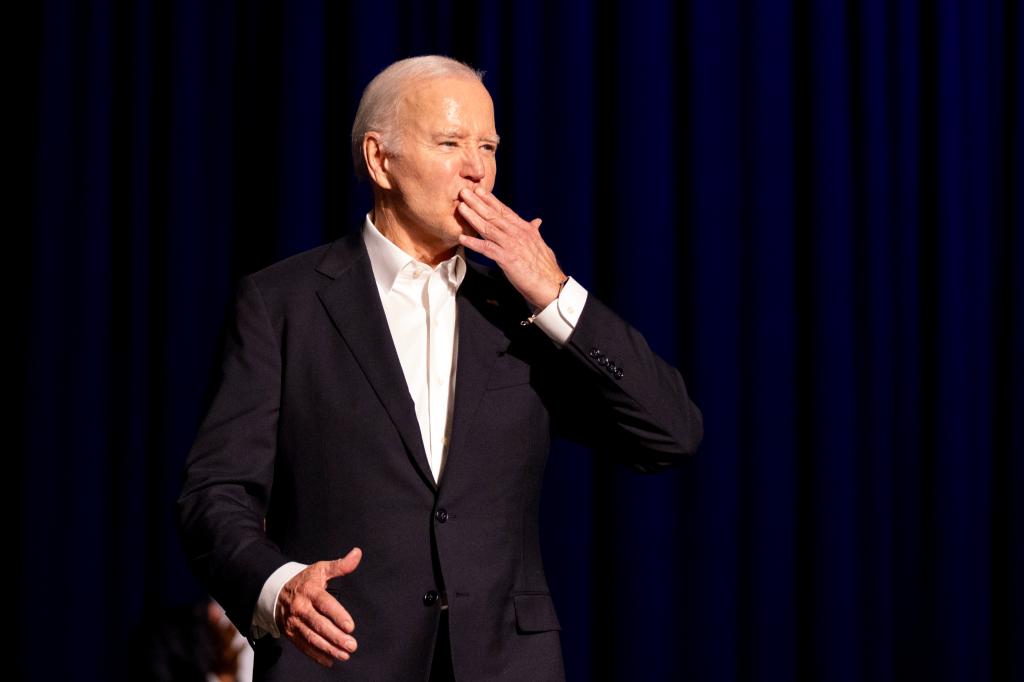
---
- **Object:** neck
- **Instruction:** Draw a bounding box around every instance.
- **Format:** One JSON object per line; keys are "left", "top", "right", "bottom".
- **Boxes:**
{"left": 371, "top": 200, "right": 457, "bottom": 267}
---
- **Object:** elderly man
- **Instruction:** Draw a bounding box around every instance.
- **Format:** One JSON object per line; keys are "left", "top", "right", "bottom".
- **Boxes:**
{"left": 178, "top": 55, "right": 702, "bottom": 681}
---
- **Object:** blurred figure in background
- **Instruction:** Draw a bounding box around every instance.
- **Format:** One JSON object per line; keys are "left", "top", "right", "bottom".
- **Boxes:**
{"left": 132, "top": 599, "right": 253, "bottom": 682}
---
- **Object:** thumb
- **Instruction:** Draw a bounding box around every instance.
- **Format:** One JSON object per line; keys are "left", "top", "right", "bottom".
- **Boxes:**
{"left": 324, "top": 547, "right": 363, "bottom": 578}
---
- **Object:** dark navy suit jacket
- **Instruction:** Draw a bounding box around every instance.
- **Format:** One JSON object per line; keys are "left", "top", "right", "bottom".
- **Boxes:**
{"left": 178, "top": 230, "right": 703, "bottom": 681}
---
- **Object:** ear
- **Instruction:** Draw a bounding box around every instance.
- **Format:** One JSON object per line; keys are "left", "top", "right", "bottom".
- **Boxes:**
{"left": 363, "top": 133, "right": 394, "bottom": 191}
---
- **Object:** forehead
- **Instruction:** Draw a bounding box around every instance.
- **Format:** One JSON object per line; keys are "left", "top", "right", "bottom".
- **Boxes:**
{"left": 397, "top": 77, "right": 496, "bottom": 133}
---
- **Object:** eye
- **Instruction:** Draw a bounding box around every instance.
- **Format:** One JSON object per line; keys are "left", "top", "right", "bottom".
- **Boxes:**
{"left": 481, "top": 144, "right": 497, "bottom": 153}
{"left": 440, "top": 140, "right": 458, "bottom": 147}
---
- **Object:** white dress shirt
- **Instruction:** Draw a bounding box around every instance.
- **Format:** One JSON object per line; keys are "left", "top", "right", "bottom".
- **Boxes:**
{"left": 251, "top": 215, "right": 588, "bottom": 638}
{"left": 363, "top": 217, "right": 466, "bottom": 482}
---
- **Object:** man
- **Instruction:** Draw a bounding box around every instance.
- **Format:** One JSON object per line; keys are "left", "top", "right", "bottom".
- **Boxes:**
{"left": 178, "top": 55, "right": 702, "bottom": 681}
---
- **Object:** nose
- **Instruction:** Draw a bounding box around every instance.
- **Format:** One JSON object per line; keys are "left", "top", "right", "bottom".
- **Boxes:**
{"left": 461, "top": 148, "right": 485, "bottom": 183}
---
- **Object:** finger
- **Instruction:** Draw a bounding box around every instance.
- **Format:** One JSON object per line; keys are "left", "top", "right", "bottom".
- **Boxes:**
{"left": 472, "top": 187, "right": 515, "bottom": 218}
{"left": 323, "top": 547, "right": 363, "bottom": 579}
{"left": 313, "top": 590, "right": 357, "bottom": 634}
{"left": 460, "top": 188, "right": 523, "bottom": 232}
{"left": 298, "top": 614, "right": 354, "bottom": 660}
{"left": 294, "top": 639, "right": 337, "bottom": 668}
{"left": 304, "top": 608, "right": 358, "bottom": 653}
{"left": 457, "top": 202, "right": 508, "bottom": 245}
{"left": 287, "top": 619, "right": 343, "bottom": 666}
{"left": 458, "top": 233, "right": 503, "bottom": 261}
{"left": 467, "top": 187, "right": 541, "bottom": 235}
{"left": 292, "top": 619, "right": 348, "bottom": 666}
{"left": 458, "top": 188, "right": 503, "bottom": 225}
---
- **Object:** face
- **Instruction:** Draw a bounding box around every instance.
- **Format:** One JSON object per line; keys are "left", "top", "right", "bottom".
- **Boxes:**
{"left": 371, "top": 77, "right": 499, "bottom": 255}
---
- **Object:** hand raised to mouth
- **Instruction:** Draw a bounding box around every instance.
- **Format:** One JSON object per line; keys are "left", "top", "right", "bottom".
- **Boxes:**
{"left": 456, "top": 187, "right": 566, "bottom": 311}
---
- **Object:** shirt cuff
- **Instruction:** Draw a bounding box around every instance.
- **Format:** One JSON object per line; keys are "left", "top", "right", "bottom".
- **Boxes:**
{"left": 251, "top": 561, "right": 307, "bottom": 639}
{"left": 533, "top": 277, "right": 588, "bottom": 347}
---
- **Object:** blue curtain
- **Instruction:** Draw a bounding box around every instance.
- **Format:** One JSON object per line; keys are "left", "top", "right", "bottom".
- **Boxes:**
{"left": 21, "top": 0, "right": 1021, "bottom": 679}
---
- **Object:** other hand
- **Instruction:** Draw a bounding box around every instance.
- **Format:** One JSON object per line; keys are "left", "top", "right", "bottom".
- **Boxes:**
{"left": 457, "top": 187, "right": 566, "bottom": 310}
{"left": 276, "top": 547, "right": 362, "bottom": 667}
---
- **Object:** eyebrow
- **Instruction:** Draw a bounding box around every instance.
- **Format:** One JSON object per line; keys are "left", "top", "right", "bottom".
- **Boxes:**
{"left": 436, "top": 129, "right": 501, "bottom": 144}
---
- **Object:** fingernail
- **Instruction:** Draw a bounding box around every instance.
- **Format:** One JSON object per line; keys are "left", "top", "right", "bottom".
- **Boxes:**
{"left": 344, "top": 620, "right": 354, "bottom": 632}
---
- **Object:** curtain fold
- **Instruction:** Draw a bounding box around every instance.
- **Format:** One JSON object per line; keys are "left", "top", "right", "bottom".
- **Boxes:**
{"left": 21, "top": 0, "right": 1021, "bottom": 679}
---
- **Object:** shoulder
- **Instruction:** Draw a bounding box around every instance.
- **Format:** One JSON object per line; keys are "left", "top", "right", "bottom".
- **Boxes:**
{"left": 242, "top": 232, "right": 367, "bottom": 302}
{"left": 247, "top": 242, "right": 334, "bottom": 291}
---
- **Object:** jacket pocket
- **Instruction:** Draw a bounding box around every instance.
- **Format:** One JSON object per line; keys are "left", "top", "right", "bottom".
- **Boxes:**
{"left": 513, "top": 593, "right": 562, "bottom": 633}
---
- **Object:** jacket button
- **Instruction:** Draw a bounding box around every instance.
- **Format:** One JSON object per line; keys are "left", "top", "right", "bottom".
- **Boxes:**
{"left": 435, "top": 509, "right": 448, "bottom": 523}
{"left": 598, "top": 356, "right": 609, "bottom": 367}
{"left": 614, "top": 368, "right": 624, "bottom": 380}
{"left": 588, "top": 348, "right": 601, "bottom": 359}
{"left": 423, "top": 590, "right": 440, "bottom": 606}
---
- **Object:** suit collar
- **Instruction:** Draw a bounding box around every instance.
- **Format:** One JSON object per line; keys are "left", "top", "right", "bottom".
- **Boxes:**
{"left": 315, "top": 234, "right": 525, "bottom": 493}
{"left": 441, "top": 263, "right": 521, "bottom": 488}
{"left": 315, "top": 232, "right": 436, "bottom": 489}
{"left": 314, "top": 229, "right": 367, "bottom": 280}
{"left": 361, "top": 214, "right": 467, "bottom": 296}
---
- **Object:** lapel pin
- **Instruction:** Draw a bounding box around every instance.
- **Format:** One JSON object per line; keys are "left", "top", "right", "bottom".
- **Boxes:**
{"left": 485, "top": 298, "right": 499, "bottom": 307}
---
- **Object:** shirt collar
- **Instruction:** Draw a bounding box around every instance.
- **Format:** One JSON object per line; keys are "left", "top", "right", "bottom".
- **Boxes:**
{"left": 362, "top": 213, "right": 467, "bottom": 296}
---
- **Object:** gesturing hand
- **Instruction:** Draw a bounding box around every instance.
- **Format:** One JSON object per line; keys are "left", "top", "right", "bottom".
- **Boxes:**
{"left": 276, "top": 547, "right": 362, "bottom": 667}
{"left": 457, "top": 187, "right": 566, "bottom": 310}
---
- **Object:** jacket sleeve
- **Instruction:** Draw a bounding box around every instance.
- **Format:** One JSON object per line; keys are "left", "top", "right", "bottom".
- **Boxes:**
{"left": 543, "top": 292, "right": 703, "bottom": 471}
{"left": 176, "top": 275, "right": 290, "bottom": 637}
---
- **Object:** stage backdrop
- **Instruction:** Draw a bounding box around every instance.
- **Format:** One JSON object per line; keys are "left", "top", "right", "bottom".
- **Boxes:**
{"left": 19, "top": 0, "right": 1021, "bottom": 680}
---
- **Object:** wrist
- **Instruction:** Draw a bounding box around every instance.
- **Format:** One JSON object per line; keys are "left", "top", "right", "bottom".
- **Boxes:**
{"left": 539, "top": 274, "right": 569, "bottom": 310}
{"left": 523, "top": 275, "right": 571, "bottom": 326}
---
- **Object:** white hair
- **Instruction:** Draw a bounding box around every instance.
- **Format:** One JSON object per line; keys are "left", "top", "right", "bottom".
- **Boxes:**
{"left": 351, "top": 55, "right": 485, "bottom": 180}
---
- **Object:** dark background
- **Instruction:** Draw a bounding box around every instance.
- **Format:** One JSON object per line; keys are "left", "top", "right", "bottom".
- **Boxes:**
{"left": 16, "top": 0, "right": 1022, "bottom": 680}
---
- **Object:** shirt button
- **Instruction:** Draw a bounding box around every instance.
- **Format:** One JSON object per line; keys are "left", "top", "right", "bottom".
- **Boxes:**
{"left": 566, "top": 305, "right": 576, "bottom": 314}
{"left": 423, "top": 590, "right": 440, "bottom": 606}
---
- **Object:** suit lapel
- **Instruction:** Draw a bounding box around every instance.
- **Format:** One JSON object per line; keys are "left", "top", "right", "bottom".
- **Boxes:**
{"left": 444, "top": 264, "right": 515, "bottom": 483}
{"left": 315, "top": 233, "right": 435, "bottom": 490}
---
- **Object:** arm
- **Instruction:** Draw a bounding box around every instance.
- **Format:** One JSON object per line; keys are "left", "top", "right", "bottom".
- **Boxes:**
{"left": 177, "top": 276, "right": 360, "bottom": 667}
{"left": 177, "top": 275, "right": 290, "bottom": 636}
{"left": 546, "top": 291, "right": 703, "bottom": 468}
{"left": 456, "top": 188, "right": 703, "bottom": 466}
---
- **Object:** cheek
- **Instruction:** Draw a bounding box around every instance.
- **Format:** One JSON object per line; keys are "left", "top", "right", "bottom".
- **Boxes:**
{"left": 417, "top": 163, "right": 457, "bottom": 197}
{"left": 485, "top": 160, "right": 497, "bottom": 188}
